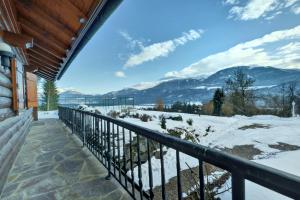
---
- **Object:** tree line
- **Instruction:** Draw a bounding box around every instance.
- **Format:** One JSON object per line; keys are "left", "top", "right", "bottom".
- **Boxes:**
{"left": 154, "top": 68, "right": 299, "bottom": 117}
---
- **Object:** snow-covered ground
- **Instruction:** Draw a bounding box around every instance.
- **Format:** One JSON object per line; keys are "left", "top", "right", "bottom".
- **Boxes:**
{"left": 119, "top": 110, "right": 300, "bottom": 199}
{"left": 38, "top": 110, "right": 59, "bottom": 119}
{"left": 46, "top": 106, "right": 300, "bottom": 199}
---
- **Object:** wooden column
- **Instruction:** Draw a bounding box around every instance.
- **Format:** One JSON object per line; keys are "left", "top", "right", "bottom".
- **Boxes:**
{"left": 25, "top": 72, "right": 38, "bottom": 120}
{"left": 11, "top": 58, "right": 18, "bottom": 114}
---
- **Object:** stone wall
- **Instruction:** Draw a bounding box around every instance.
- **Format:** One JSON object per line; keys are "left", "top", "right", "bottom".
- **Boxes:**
{"left": 0, "top": 108, "right": 32, "bottom": 194}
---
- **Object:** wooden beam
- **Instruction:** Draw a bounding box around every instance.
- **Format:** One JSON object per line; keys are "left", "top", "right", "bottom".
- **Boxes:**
{"left": 68, "top": 0, "right": 99, "bottom": 16}
{"left": 28, "top": 55, "right": 60, "bottom": 70}
{"left": 11, "top": 58, "right": 18, "bottom": 113}
{"left": 29, "top": 59, "right": 59, "bottom": 73}
{"left": 35, "top": 71, "right": 53, "bottom": 80}
{"left": 28, "top": 50, "right": 61, "bottom": 67}
{"left": 0, "top": 0, "right": 29, "bottom": 64}
{"left": 29, "top": 47, "right": 63, "bottom": 64}
{"left": 35, "top": 69, "right": 55, "bottom": 79}
{"left": 35, "top": 41, "right": 65, "bottom": 59}
{"left": 31, "top": 0, "right": 88, "bottom": 32}
{"left": 37, "top": 68, "right": 56, "bottom": 78}
{"left": 37, "top": 73, "right": 55, "bottom": 81}
{"left": 29, "top": 62, "right": 58, "bottom": 75}
{"left": 24, "top": 65, "right": 37, "bottom": 73}
{"left": 15, "top": 0, "right": 74, "bottom": 42}
{"left": 19, "top": 18, "right": 68, "bottom": 53}
{"left": 0, "top": 30, "right": 33, "bottom": 49}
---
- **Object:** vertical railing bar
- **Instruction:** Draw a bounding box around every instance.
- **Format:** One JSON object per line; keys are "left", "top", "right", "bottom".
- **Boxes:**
{"left": 137, "top": 134, "right": 143, "bottom": 200}
{"left": 232, "top": 172, "right": 245, "bottom": 200}
{"left": 160, "top": 144, "right": 166, "bottom": 200}
{"left": 106, "top": 120, "right": 111, "bottom": 180}
{"left": 129, "top": 130, "right": 135, "bottom": 197}
{"left": 123, "top": 127, "right": 128, "bottom": 189}
{"left": 113, "top": 123, "right": 116, "bottom": 176}
{"left": 176, "top": 150, "right": 182, "bottom": 200}
{"left": 199, "top": 159, "right": 205, "bottom": 200}
{"left": 147, "top": 139, "right": 154, "bottom": 200}
{"left": 117, "top": 125, "right": 121, "bottom": 182}
{"left": 100, "top": 119, "right": 103, "bottom": 162}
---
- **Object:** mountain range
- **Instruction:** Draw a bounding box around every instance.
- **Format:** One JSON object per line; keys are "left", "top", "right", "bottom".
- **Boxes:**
{"left": 59, "top": 66, "right": 300, "bottom": 105}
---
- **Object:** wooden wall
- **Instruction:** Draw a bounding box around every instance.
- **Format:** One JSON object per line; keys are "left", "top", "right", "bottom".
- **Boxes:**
{"left": 0, "top": 65, "right": 13, "bottom": 121}
{"left": 0, "top": 109, "right": 32, "bottom": 193}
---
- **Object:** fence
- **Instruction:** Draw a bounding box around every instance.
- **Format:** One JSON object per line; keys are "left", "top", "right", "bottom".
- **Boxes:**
{"left": 58, "top": 96, "right": 134, "bottom": 108}
{"left": 58, "top": 106, "right": 300, "bottom": 200}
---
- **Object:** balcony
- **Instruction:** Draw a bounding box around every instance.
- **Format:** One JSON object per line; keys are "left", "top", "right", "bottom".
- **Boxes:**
{"left": 0, "top": 118, "right": 130, "bottom": 200}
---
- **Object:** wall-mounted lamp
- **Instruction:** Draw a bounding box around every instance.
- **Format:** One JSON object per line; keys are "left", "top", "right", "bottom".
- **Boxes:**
{"left": 0, "top": 41, "right": 14, "bottom": 71}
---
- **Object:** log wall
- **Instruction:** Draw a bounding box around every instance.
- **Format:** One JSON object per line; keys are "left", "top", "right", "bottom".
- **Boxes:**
{"left": 0, "top": 108, "right": 32, "bottom": 193}
{"left": 0, "top": 66, "right": 13, "bottom": 121}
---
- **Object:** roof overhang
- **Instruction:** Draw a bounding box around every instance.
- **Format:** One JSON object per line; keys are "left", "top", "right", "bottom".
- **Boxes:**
{"left": 0, "top": 0, "right": 122, "bottom": 81}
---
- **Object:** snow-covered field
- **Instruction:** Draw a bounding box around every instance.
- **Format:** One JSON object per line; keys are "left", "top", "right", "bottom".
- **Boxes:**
{"left": 120, "top": 110, "right": 300, "bottom": 199}
{"left": 42, "top": 106, "right": 300, "bottom": 199}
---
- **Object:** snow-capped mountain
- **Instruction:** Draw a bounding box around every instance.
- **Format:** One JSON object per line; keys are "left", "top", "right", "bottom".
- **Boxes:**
{"left": 60, "top": 66, "right": 300, "bottom": 105}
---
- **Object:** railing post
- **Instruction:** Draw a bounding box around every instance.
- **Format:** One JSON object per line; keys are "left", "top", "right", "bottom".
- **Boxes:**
{"left": 106, "top": 120, "right": 111, "bottom": 180}
{"left": 232, "top": 172, "right": 245, "bottom": 200}
{"left": 72, "top": 109, "right": 75, "bottom": 134}
{"left": 83, "top": 112, "right": 86, "bottom": 147}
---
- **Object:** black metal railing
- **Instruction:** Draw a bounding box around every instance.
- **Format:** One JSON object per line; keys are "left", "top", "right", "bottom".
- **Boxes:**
{"left": 58, "top": 106, "right": 300, "bottom": 200}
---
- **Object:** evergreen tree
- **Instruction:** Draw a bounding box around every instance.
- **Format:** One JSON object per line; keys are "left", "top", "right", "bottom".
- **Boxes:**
{"left": 42, "top": 80, "right": 58, "bottom": 111}
{"left": 213, "top": 88, "right": 225, "bottom": 116}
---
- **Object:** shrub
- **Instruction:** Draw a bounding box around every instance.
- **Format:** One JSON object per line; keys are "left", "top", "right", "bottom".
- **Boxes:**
{"left": 160, "top": 117, "right": 166, "bottom": 129}
{"left": 201, "top": 101, "right": 214, "bottom": 115}
{"left": 108, "top": 110, "right": 119, "bottom": 118}
{"left": 186, "top": 118, "right": 193, "bottom": 126}
{"left": 140, "top": 114, "right": 152, "bottom": 122}
{"left": 169, "top": 115, "right": 183, "bottom": 121}
{"left": 221, "top": 102, "right": 234, "bottom": 116}
{"left": 167, "top": 128, "right": 183, "bottom": 138}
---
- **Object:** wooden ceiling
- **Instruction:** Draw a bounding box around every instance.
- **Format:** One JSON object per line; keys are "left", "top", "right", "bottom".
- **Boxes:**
{"left": 0, "top": 0, "right": 108, "bottom": 81}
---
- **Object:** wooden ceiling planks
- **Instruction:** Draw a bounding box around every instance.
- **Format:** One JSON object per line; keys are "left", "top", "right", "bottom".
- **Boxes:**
{"left": 1, "top": 0, "right": 108, "bottom": 80}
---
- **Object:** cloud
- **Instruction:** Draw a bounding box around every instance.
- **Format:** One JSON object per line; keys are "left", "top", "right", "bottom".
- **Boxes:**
{"left": 119, "top": 31, "right": 143, "bottom": 49}
{"left": 292, "top": 5, "right": 300, "bottom": 14}
{"left": 123, "top": 29, "right": 204, "bottom": 68}
{"left": 114, "top": 71, "right": 126, "bottom": 78}
{"left": 130, "top": 81, "right": 161, "bottom": 90}
{"left": 227, "top": 0, "right": 299, "bottom": 20}
{"left": 165, "top": 25, "right": 300, "bottom": 78}
{"left": 223, "top": 0, "right": 239, "bottom": 5}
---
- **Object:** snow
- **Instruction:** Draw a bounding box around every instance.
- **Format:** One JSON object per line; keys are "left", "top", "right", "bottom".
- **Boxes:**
{"left": 38, "top": 110, "right": 58, "bottom": 119}
{"left": 218, "top": 150, "right": 300, "bottom": 200}
{"left": 120, "top": 110, "right": 300, "bottom": 198}
{"left": 60, "top": 105, "right": 300, "bottom": 199}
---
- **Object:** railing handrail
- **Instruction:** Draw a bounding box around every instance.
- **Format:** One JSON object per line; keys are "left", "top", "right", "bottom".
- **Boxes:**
{"left": 59, "top": 106, "right": 300, "bottom": 199}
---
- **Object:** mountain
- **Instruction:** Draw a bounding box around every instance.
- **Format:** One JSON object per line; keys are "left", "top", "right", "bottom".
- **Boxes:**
{"left": 60, "top": 66, "right": 300, "bottom": 105}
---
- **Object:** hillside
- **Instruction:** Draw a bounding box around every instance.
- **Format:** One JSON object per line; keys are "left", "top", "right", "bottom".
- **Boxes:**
{"left": 60, "top": 66, "right": 300, "bottom": 105}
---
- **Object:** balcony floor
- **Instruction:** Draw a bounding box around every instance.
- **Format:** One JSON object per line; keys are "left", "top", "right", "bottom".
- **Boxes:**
{"left": 0, "top": 119, "right": 131, "bottom": 200}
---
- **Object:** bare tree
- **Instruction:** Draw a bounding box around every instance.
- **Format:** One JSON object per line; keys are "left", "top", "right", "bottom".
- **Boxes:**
{"left": 225, "top": 68, "right": 256, "bottom": 115}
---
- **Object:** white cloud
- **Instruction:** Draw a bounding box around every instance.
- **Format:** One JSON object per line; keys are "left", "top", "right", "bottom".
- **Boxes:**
{"left": 223, "top": 0, "right": 239, "bottom": 5}
{"left": 165, "top": 25, "right": 300, "bottom": 78}
{"left": 292, "top": 5, "right": 300, "bottom": 14}
{"left": 123, "top": 29, "right": 204, "bottom": 68}
{"left": 227, "top": 0, "right": 300, "bottom": 20}
{"left": 130, "top": 81, "right": 161, "bottom": 90}
{"left": 114, "top": 71, "right": 126, "bottom": 78}
{"left": 229, "top": 0, "right": 278, "bottom": 20}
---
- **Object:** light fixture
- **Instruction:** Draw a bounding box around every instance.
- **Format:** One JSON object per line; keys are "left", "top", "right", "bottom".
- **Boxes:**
{"left": 79, "top": 18, "right": 86, "bottom": 24}
{"left": 0, "top": 41, "right": 14, "bottom": 71}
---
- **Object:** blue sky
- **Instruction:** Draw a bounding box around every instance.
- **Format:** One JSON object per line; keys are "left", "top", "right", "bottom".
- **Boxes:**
{"left": 57, "top": 0, "right": 300, "bottom": 94}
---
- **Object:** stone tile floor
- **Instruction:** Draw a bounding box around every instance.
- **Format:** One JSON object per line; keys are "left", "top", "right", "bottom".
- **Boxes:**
{"left": 0, "top": 119, "right": 132, "bottom": 200}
